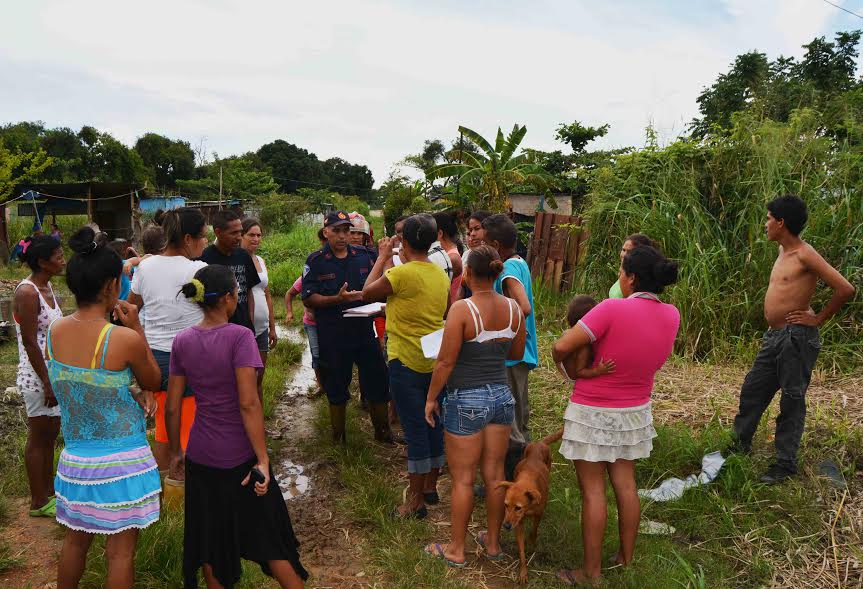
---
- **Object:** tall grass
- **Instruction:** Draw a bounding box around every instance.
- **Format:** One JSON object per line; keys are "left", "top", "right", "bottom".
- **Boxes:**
{"left": 578, "top": 111, "right": 862, "bottom": 370}
{"left": 257, "top": 223, "right": 320, "bottom": 296}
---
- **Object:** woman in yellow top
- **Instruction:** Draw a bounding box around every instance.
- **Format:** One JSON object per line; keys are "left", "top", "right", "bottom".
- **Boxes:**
{"left": 364, "top": 214, "right": 450, "bottom": 519}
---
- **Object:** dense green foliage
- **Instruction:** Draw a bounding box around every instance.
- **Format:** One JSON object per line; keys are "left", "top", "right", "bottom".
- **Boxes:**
{"left": 257, "top": 223, "right": 321, "bottom": 296}
{"left": 691, "top": 31, "right": 863, "bottom": 138}
{"left": 578, "top": 110, "right": 862, "bottom": 369}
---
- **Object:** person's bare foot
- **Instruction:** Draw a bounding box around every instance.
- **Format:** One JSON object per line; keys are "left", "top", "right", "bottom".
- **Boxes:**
{"left": 608, "top": 551, "right": 631, "bottom": 567}
{"left": 556, "top": 568, "right": 601, "bottom": 586}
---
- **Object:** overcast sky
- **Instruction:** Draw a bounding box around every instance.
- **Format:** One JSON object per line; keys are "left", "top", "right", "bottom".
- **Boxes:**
{"left": 2, "top": 0, "right": 861, "bottom": 186}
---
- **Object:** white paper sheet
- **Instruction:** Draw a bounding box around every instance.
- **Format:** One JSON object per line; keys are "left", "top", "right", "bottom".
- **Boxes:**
{"left": 343, "top": 302, "right": 386, "bottom": 317}
{"left": 420, "top": 328, "right": 444, "bottom": 359}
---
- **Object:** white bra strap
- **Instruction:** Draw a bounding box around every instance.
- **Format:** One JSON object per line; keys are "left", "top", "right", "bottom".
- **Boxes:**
{"left": 464, "top": 299, "right": 481, "bottom": 338}
{"left": 509, "top": 298, "right": 522, "bottom": 334}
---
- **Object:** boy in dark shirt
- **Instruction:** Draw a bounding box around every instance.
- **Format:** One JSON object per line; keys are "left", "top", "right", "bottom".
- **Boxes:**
{"left": 199, "top": 210, "right": 260, "bottom": 331}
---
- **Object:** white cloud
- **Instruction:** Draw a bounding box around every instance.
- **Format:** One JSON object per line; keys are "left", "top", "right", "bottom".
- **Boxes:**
{"left": 0, "top": 0, "right": 851, "bottom": 185}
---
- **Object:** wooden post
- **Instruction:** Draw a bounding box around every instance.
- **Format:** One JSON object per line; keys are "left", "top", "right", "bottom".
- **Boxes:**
{"left": 562, "top": 215, "right": 582, "bottom": 291}
{"left": 547, "top": 214, "right": 569, "bottom": 291}
{"left": 536, "top": 212, "right": 553, "bottom": 279}
{"left": 86, "top": 183, "right": 94, "bottom": 222}
{"left": 529, "top": 212, "right": 545, "bottom": 274}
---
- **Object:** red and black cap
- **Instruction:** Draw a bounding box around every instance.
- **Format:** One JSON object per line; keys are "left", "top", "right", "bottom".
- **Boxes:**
{"left": 324, "top": 210, "right": 352, "bottom": 227}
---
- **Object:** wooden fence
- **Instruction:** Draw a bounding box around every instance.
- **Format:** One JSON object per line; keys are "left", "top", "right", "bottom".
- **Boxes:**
{"left": 526, "top": 212, "right": 587, "bottom": 292}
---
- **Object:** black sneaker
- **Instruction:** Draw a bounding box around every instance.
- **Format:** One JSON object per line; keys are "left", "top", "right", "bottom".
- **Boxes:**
{"left": 759, "top": 463, "right": 795, "bottom": 485}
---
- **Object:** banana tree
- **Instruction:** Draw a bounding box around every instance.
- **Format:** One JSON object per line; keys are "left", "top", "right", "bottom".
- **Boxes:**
{"left": 427, "top": 124, "right": 554, "bottom": 212}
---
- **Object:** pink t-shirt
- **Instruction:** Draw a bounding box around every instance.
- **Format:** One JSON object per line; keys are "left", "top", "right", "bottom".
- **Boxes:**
{"left": 571, "top": 295, "right": 680, "bottom": 408}
{"left": 291, "top": 276, "right": 315, "bottom": 326}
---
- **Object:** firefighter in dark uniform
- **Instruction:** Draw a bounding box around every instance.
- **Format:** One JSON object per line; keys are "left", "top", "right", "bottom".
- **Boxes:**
{"left": 302, "top": 211, "right": 393, "bottom": 444}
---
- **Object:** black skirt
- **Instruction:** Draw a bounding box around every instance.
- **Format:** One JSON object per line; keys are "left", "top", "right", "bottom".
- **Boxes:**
{"left": 183, "top": 456, "right": 309, "bottom": 589}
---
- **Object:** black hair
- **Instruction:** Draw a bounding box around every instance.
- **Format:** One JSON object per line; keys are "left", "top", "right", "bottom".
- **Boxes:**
{"left": 316, "top": 227, "right": 326, "bottom": 242}
{"left": 469, "top": 210, "right": 491, "bottom": 224}
{"left": 23, "top": 235, "right": 62, "bottom": 273}
{"left": 767, "top": 194, "right": 808, "bottom": 236}
{"left": 180, "top": 265, "right": 237, "bottom": 308}
{"left": 482, "top": 214, "right": 518, "bottom": 249}
{"left": 622, "top": 246, "right": 679, "bottom": 294}
{"left": 108, "top": 239, "right": 131, "bottom": 259}
{"left": 212, "top": 209, "right": 241, "bottom": 231}
{"left": 466, "top": 244, "right": 503, "bottom": 279}
{"left": 394, "top": 215, "right": 408, "bottom": 226}
{"left": 66, "top": 226, "right": 123, "bottom": 305}
{"left": 402, "top": 214, "right": 437, "bottom": 252}
{"left": 625, "top": 233, "right": 662, "bottom": 252}
{"left": 566, "top": 295, "right": 597, "bottom": 327}
{"left": 433, "top": 211, "right": 465, "bottom": 254}
{"left": 141, "top": 225, "right": 166, "bottom": 255}
{"left": 159, "top": 207, "right": 206, "bottom": 248}
{"left": 241, "top": 218, "right": 262, "bottom": 234}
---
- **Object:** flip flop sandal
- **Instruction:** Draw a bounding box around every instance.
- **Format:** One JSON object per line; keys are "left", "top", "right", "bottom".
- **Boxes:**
{"left": 29, "top": 497, "right": 56, "bottom": 518}
{"left": 476, "top": 530, "right": 506, "bottom": 561}
{"left": 423, "top": 543, "right": 466, "bottom": 568}
{"left": 556, "top": 568, "right": 597, "bottom": 586}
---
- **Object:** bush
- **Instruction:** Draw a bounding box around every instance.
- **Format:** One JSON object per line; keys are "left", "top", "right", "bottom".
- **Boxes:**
{"left": 332, "top": 194, "right": 369, "bottom": 217}
{"left": 578, "top": 110, "right": 862, "bottom": 369}
{"left": 255, "top": 192, "right": 309, "bottom": 233}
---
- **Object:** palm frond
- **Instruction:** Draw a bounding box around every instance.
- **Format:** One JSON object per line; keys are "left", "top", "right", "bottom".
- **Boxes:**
{"left": 458, "top": 126, "right": 495, "bottom": 159}
{"left": 500, "top": 124, "right": 527, "bottom": 163}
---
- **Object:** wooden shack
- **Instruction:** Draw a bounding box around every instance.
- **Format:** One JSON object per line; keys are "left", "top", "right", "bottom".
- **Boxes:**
{"left": 7, "top": 182, "right": 143, "bottom": 242}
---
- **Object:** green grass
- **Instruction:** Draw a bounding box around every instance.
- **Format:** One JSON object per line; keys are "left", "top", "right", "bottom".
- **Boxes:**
{"left": 301, "top": 390, "right": 859, "bottom": 588}
{"left": 257, "top": 223, "right": 320, "bottom": 297}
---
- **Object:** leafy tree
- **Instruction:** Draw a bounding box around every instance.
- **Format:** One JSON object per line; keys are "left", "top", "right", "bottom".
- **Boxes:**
{"left": 255, "top": 192, "right": 309, "bottom": 232}
{"left": 381, "top": 174, "right": 426, "bottom": 233}
{"left": 134, "top": 133, "right": 195, "bottom": 188}
{"left": 691, "top": 30, "right": 863, "bottom": 137}
{"left": 177, "top": 154, "right": 277, "bottom": 200}
{"left": 554, "top": 121, "right": 610, "bottom": 154}
{"left": 0, "top": 141, "right": 53, "bottom": 203}
{"left": 427, "top": 125, "right": 554, "bottom": 212}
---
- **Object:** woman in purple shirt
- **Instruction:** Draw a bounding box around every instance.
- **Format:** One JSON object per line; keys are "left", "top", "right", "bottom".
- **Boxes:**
{"left": 166, "top": 265, "right": 307, "bottom": 589}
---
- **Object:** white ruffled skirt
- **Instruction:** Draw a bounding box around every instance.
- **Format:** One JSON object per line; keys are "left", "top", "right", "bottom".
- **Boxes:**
{"left": 559, "top": 401, "right": 655, "bottom": 462}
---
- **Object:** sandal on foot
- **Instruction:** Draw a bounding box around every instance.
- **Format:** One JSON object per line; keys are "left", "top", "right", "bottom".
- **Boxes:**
{"left": 476, "top": 530, "right": 505, "bottom": 561}
{"left": 423, "top": 491, "right": 440, "bottom": 505}
{"left": 556, "top": 568, "right": 598, "bottom": 586}
{"left": 423, "top": 543, "right": 466, "bottom": 568}
{"left": 29, "top": 497, "right": 56, "bottom": 518}
{"left": 391, "top": 505, "right": 428, "bottom": 520}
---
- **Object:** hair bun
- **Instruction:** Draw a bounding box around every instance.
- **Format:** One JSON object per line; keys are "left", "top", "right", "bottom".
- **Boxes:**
{"left": 69, "top": 226, "right": 99, "bottom": 255}
{"left": 656, "top": 260, "right": 679, "bottom": 286}
{"left": 180, "top": 281, "right": 198, "bottom": 299}
{"left": 489, "top": 259, "right": 504, "bottom": 273}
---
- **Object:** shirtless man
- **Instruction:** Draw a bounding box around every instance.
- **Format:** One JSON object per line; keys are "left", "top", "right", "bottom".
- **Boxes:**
{"left": 731, "top": 195, "right": 855, "bottom": 484}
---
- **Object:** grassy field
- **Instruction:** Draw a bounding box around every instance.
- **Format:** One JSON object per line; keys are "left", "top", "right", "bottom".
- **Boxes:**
{"left": 295, "top": 284, "right": 861, "bottom": 588}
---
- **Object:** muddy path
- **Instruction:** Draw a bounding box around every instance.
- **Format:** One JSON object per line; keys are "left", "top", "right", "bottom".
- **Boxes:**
{"left": 269, "top": 327, "right": 378, "bottom": 588}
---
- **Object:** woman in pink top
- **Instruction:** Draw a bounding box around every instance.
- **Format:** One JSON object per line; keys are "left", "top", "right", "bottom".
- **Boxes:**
{"left": 552, "top": 246, "right": 680, "bottom": 586}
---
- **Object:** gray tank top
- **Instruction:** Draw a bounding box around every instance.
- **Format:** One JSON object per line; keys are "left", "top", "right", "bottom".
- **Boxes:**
{"left": 447, "top": 298, "right": 521, "bottom": 390}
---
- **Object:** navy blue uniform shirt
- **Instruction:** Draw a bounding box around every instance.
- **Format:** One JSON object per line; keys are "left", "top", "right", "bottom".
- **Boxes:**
{"left": 301, "top": 244, "right": 375, "bottom": 325}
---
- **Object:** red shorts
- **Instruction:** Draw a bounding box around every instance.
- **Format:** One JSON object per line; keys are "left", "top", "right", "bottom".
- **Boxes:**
{"left": 154, "top": 391, "right": 196, "bottom": 450}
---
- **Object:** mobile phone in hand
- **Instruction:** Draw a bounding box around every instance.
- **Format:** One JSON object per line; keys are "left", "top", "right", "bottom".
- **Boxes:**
{"left": 249, "top": 466, "right": 266, "bottom": 485}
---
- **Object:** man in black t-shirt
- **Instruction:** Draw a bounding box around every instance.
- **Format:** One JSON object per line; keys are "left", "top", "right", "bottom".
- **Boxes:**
{"left": 199, "top": 210, "right": 261, "bottom": 331}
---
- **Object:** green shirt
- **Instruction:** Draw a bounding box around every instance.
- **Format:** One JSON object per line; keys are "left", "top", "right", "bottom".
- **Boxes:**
{"left": 385, "top": 262, "right": 450, "bottom": 373}
{"left": 608, "top": 279, "right": 623, "bottom": 299}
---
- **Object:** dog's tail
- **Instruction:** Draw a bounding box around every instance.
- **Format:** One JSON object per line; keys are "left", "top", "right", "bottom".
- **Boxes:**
{"left": 540, "top": 428, "right": 564, "bottom": 446}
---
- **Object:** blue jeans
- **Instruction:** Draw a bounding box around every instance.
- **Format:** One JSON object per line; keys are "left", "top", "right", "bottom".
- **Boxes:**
{"left": 303, "top": 324, "right": 319, "bottom": 369}
{"left": 442, "top": 383, "right": 515, "bottom": 436}
{"left": 389, "top": 359, "right": 444, "bottom": 474}
{"left": 152, "top": 349, "right": 193, "bottom": 397}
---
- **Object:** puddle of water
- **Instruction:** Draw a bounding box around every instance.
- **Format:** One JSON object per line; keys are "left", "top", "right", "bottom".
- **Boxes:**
{"left": 277, "top": 325, "right": 318, "bottom": 398}
{"left": 276, "top": 459, "right": 311, "bottom": 499}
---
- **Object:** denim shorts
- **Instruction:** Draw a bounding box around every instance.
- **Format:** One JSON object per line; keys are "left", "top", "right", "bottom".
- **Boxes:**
{"left": 442, "top": 383, "right": 515, "bottom": 436}
{"left": 303, "top": 323, "right": 320, "bottom": 368}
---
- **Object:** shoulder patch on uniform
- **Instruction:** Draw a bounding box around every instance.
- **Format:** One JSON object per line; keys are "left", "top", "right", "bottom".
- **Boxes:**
{"left": 302, "top": 264, "right": 310, "bottom": 277}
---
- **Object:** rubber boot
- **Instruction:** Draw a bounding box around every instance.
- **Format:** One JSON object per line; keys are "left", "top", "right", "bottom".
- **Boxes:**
{"left": 370, "top": 402, "right": 395, "bottom": 444}
{"left": 329, "top": 403, "right": 347, "bottom": 444}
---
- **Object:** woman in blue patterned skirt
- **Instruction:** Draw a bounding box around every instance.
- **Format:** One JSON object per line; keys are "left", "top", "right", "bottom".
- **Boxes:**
{"left": 47, "top": 227, "right": 161, "bottom": 589}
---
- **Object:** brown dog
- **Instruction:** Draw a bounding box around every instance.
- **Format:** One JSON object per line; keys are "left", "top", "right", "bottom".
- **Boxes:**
{"left": 497, "top": 428, "right": 564, "bottom": 583}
